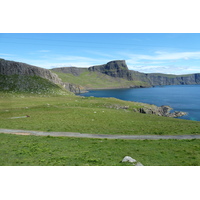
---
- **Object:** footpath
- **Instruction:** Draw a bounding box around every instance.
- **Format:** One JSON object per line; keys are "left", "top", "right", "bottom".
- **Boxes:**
{"left": 1, "top": 129, "right": 200, "bottom": 140}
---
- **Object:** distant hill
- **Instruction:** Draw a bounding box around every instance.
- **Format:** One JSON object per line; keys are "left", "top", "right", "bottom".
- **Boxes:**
{"left": 1, "top": 58, "right": 200, "bottom": 95}
{"left": 0, "top": 58, "right": 76, "bottom": 95}
{"left": 52, "top": 60, "right": 200, "bottom": 91}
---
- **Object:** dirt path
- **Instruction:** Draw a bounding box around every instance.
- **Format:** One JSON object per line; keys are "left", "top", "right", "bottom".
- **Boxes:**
{"left": 1, "top": 128, "right": 200, "bottom": 140}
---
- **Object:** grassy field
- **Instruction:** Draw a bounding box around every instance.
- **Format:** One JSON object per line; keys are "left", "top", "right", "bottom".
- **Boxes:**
{"left": 52, "top": 70, "right": 150, "bottom": 89}
{"left": 1, "top": 133, "right": 200, "bottom": 166}
{"left": 1, "top": 93, "right": 200, "bottom": 135}
{"left": 1, "top": 92, "right": 200, "bottom": 166}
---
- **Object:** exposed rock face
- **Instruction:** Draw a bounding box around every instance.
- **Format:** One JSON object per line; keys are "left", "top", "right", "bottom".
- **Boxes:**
{"left": 0, "top": 59, "right": 63, "bottom": 85}
{"left": 138, "top": 105, "right": 187, "bottom": 118}
{"left": 1, "top": 58, "right": 200, "bottom": 94}
{"left": 145, "top": 73, "right": 200, "bottom": 86}
{"left": 0, "top": 59, "right": 84, "bottom": 94}
{"left": 52, "top": 60, "right": 200, "bottom": 87}
{"left": 89, "top": 60, "right": 133, "bottom": 80}
{"left": 52, "top": 67, "right": 88, "bottom": 76}
{"left": 63, "top": 82, "right": 86, "bottom": 94}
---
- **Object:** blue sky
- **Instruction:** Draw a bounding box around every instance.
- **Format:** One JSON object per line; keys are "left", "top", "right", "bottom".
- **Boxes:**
{"left": 1, "top": 33, "right": 200, "bottom": 75}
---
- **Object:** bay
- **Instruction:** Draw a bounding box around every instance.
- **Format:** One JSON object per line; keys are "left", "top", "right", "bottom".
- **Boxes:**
{"left": 79, "top": 85, "right": 200, "bottom": 121}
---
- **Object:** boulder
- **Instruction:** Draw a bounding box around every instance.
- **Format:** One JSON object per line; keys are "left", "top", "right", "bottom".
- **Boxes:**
{"left": 122, "top": 156, "right": 137, "bottom": 163}
{"left": 135, "top": 162, "right": 144, "bottom": 166}
{"left": 137, "top": 105, "right": 187, "bottom": 118}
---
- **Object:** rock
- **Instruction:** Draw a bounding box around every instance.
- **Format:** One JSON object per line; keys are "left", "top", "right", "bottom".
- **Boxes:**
{"left": 137, "top": 105, "right": 187, "bottom": 118}
{"left": 0, "top": 59, "right": 84, "bottom": 94}
{"left": 168, "top": 111, "right": 187, "bottom": 118}
{"left": 135, "top": 162, "right": 144, "bottom": 166}
{"left": 0, "top": 59, "right": 62, "bottom": 85}
{"left": 89, "top": 60, "right": 133, "bottom": 80}
{"left": 106, "top": 104, "right": 129, "bottom": 110}
{"left": 122, "top": 156, "right": 137, "bottom": 163}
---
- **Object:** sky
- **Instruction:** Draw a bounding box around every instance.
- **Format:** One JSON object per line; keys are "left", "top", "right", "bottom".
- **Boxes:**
{"left": 1, "top": 33, "right": 200, "bottom": 75}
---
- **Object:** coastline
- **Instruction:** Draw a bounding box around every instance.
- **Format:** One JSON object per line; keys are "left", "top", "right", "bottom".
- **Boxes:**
{"left": 78, "top": 85, "right": 151, "bottom": 94}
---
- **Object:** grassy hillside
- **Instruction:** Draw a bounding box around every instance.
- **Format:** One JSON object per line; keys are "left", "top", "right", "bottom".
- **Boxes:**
{"left": 52, "top": 70, "right": 150, "bottom": 89}
{"left": 1, "top": 91, "right": 200, "bottom": 166}
{"left": 1, "top": 93, "right": 200, "bottom": 135}
{"left": 0, "top": 74, "right": 72, "bottom": 96}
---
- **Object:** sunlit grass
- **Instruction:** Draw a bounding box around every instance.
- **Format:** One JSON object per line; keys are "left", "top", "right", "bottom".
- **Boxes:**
{"left": 1, "top": 133, "right": 200, "bottom": 166}
{"left": 0, "top": 94, "right": 200, "bottom": 135}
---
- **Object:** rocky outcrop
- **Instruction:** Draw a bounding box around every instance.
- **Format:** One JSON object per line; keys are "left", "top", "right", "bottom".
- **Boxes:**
{"left": 0, "top": 59, "right": 63, "bottom": 86}
{"left": 1, "top": 58, "right": 200, "bottom": 94}
{"left": 63, "top": 82, "right": 86, "bottom": 94}
{"left": 145, "top": 73, "right": 200, "bottom": 86}
{"left": 88, "top": 60, "right": 133, "bottom": 80}
{"left": 0, "top": 59, "right": 84, "bottom": 94}
{"left": 137, "top": 105, "right": 187, "bottom": 118}
{"left": 51, "top": 60, "right": 200, "bottom": 87}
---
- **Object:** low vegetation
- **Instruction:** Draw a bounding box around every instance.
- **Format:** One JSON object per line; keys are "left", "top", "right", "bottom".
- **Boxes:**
{"left": 0, "top": 74, "right": 71, "bottom": 95}
{"left": 0, "top": 93, "right": 200, "bottom": 135}
{"left": 52, "top": 70, "right": 149, "bottom": 89}
{"left": 1, "top": 133, "right": 200, "bottom": 166}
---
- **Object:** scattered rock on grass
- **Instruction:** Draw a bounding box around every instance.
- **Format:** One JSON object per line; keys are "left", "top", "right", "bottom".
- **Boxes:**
{"left": 122, "top": 156, "right": 137, "bottom": 163}
{"left": 122, "top": 156, "right": 144, "bottom": 166}
{"left": 135, "top": 162, "right": 144, "bottom": 166}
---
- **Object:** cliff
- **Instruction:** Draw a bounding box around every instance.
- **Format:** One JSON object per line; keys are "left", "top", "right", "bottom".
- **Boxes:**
{"left": 88, "top": 60, "right": 133, "bottom": 80}
{"left": 1, "top": 58, "right": 200, "bottom": 94}
{"left": 0, "top": 59, "right": 63, "bottom": 85}
{"left": 0, "top": 59, "right": 82, "bottom": 94}
{"left": 52, "top": 60, "right": 200, "bottom": 87}
{"left": 145, "top": 73, "right": 200, "bottom": 86}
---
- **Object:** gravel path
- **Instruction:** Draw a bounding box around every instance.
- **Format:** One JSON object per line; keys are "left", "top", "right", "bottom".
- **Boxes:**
{"left": 1, "top": 128, "right": 200, "bottom": 140}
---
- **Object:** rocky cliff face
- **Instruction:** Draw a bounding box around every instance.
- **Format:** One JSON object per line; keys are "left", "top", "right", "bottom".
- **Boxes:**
{"left": 145, "top": 73, "right": 200, "bottom": 86}
{"left": 0, "top": 59, "right": 63, "bottom": 85}
{"left": 137, "top": 105, "right": 187, "bottom": 118}
{"left": 0, "top": 59, "right": 83, "bottom": 94}
{"left": 88, "top": 60, "right": 133, "bottom": 80}
{"left": 2, "top": 58, "right": 200, "bottom": 94}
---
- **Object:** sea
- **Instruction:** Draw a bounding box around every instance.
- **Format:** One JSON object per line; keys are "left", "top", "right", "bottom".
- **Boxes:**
{"left": 79, "top": 85, "right": 200, "bottom": 121}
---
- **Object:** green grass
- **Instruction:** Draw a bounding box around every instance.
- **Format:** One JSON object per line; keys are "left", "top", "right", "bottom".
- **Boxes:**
{"left": 1, "top": 92, "right": 200, "bottom": 166}
{"left": 52, "top": 70, "right": 150, "bottom": 89}
{"left": 1, "top": 133, "right": 200, "bottom": 166}
{"left": 0, "top": 93, "right": 200, "bottom": 135}
{"left": 0, "top": 74, "right": 72, "bottom": 96}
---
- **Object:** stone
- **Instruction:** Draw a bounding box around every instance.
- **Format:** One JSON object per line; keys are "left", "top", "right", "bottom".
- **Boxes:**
{"left": 135, "top": 162, "right": 144, "bottom": 166}
{"left": 122, "top": 156, "right": 137, "bottom": 163}
{"left": 89, "top": 60, "right": 133, "bottom": 81}
{"left": 137, "top": 105, "right": 187, "bottom": 118}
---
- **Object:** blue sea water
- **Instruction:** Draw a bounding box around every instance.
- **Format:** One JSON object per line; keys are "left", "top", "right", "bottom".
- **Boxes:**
{"left": 79, "top": 85, "right": 200, "bottom": 121}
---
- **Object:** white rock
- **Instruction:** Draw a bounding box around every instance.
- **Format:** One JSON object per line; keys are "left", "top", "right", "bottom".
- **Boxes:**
{"left": 135, "top": 162, "right": 144, "bottom": 166}
{"left": 122, "top": 156, "right": 137, "bottom": 163}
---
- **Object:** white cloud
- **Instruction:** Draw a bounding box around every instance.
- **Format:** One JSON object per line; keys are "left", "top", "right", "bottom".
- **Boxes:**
{"left": 38, "top": 50, "right": 50, "bottom": 53}
{"left": 0, "top": 53, "right": 15, "bottom": 57}
{"left": 125, "top": 51, "right": 200, "bottom": 62}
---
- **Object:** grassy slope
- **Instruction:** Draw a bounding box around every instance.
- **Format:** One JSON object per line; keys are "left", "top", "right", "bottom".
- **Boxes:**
{"left": 1, "top": 94, "right": 200, "bottom": 135}
{"left": 1, "top": 133, "right": 200, "bottom": 166}
{"left": 0, "top": 74, "right": 72, "bottom": 96}
{"left": 1, "top": 72, "right": 200, "bottom": 166}
{"left": 52, "top": 70, "right": 150, "bottom": 89}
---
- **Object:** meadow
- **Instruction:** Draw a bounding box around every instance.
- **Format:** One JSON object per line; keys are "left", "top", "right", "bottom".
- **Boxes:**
{"left": 0, "top": 93, "right": 200, "bottom": 135}
{"left": 1, "top": 133, "right": 200, "bottom": 166}
{"left": 1, "top": 92, "right": 200, "bottom": 166}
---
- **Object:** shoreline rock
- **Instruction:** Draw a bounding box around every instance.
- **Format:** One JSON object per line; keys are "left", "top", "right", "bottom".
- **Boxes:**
{"left": 137, "top": 105, "right": 187, "bottom": 118}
